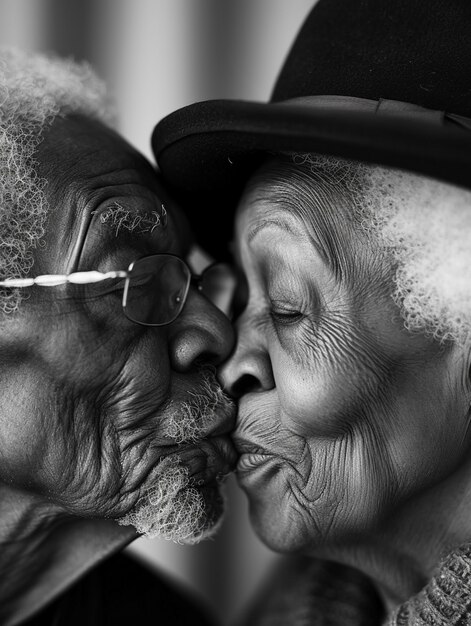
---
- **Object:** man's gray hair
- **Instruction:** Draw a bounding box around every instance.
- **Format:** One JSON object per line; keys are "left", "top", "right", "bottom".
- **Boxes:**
{"left": 0, "top": 46, "right": 113, "bottom": 314}
{"left": 291, "top": 153, "right": 471, "bottom": 346}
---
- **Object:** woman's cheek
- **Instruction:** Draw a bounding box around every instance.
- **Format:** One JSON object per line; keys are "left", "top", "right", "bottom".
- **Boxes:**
{"left": 276, "top": 359, "right": 365, "bottom": 438}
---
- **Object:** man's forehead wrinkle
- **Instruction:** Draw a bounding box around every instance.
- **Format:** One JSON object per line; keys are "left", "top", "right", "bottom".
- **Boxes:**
{"left": 36, "top": 116, "right": 184, "bottom": 270}
{"left": 89, "top": 160, "right": 160, "bottom": 183}
{"left": 38, "top": 121, "right": 158, "bottom": 195}
{"left": 32, "top": 176, "right": 87, "bottom": 275}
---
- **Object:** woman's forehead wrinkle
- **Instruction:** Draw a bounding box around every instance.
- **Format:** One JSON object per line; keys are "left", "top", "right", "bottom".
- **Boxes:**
{"left": 299, "top": 182, "right": 356, "bottom": 283}
{"left": 245, "top": 182, "right": 349, "bottom": 282}
{"left": 248, "top": 157, "right": 367, "bottom": 282}
{"left": 282, "top": 167, "right": 361, "bottom": 283}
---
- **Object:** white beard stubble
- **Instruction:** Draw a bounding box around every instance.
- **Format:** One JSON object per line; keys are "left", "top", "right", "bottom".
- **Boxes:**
{"left": 117, "top": 372, "right": 231, "bottom": 544}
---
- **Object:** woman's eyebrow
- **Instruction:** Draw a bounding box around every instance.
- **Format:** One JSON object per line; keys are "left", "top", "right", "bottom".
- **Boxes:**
{"left": 247, "top": 217, "right": 297, "bottom": 243}
{"left": 246, "top": 211, "right": 344, "bottom": 280}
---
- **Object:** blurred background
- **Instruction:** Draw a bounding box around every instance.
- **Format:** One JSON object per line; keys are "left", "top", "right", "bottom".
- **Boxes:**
{"left": 0, "top": 0, "right": 315, "bottom": 623}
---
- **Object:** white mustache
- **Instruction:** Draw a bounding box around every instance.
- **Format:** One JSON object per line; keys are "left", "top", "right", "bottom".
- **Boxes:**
{"left": 164, "top": 369, "right": 233, "bottom": 444}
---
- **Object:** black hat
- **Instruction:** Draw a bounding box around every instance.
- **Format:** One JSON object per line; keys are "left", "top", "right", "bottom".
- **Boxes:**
{"left": 152, "top": 0, "right": 471, "bottom": 259}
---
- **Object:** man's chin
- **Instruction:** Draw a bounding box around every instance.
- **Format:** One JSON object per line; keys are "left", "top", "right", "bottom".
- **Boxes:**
{"left": 183, "top": 481, "right": 226, "bottom": 544}
{"left": 116, "top": 457, "right": 226, "bottom": 544}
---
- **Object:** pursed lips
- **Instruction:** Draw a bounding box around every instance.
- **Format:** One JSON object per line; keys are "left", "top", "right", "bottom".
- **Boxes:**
{"left": 234, "top": 443, "right": 274, "bottom": 479}
{"left": 203, "top": 402, "right": 239, "bottom": 476}
{"left": 181, "top": 401, "right": 239, "bottom": 479}
{"left": 232, "top": 411, "right": 289, "bottom": 476}
{"left": 233, "top": 433, "right": 268, "bottom": 457}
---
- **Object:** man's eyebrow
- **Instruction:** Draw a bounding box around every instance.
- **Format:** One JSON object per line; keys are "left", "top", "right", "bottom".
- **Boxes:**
{"left": 247, "top": 217, "right": 297, "bottom": 243}
{"left": 95, "top": 202, "right": 167, "bottom": 237}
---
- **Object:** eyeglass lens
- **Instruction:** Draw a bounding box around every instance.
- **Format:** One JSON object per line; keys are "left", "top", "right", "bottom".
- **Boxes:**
{"left": 123, "top": 255, "right": 191, "bottom": 326}
{"left": 123, "top": 255, "right": 238, "bottom": 326}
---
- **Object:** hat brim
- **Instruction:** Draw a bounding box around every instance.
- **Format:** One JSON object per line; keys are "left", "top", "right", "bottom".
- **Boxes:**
{"left": 152, "top": 98, "right": 471, "bottom": 259}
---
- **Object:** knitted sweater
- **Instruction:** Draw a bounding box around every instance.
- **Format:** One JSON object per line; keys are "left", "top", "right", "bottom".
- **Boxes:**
{"left": 386, "top": 544, "right": 471, "bottom": 625}
{"left": 235, "top": 545, "right": 471, "bottom": 626}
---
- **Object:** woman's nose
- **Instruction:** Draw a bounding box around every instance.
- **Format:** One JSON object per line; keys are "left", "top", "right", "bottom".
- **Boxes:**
{"left": 219, "top": 316, "right": 275, "bottom": 399}
{"left": 168, "top": 288, "right": 235, "bottom": 371}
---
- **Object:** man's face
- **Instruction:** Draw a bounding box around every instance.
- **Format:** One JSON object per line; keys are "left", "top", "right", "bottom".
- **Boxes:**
{"left": 0, "top": 115, "right": 236, "bottom": 543}
{"left": 220, "top": 158, "right": 471, "bottom": 553}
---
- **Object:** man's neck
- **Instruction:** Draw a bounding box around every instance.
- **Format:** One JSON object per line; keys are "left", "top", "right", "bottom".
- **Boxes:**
{"left": 0, "top": 485, "right": 136, "bottom": 626}
{"left": 315, "top": 452, "right": 471, "bottom": 613}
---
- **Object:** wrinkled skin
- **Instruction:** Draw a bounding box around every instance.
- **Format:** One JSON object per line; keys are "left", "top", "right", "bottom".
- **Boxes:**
{"left": 0, "top": 114, "right": 236, "bottom": 527}
{"left": 220, "top": 158, "right": 471, "bottom": 554}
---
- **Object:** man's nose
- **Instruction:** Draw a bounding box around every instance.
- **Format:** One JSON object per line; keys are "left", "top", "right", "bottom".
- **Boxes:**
{"left": 168, "top": 288, "right": 235, "bottom": 371}
{"left": 218, "top": 314, "right": 275, "bottom": 399}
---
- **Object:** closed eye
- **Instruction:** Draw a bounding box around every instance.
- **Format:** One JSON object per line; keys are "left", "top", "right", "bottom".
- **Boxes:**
{"left": 270, "top": 302, "right": 304, "bottom": 325}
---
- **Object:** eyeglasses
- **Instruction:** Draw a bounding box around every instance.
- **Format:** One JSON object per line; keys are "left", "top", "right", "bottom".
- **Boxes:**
{"left": 0, "top": 254, "right": 236, "bottom": 326}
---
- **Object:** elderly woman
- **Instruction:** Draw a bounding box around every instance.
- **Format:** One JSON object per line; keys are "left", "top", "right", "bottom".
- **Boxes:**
{"left": 153, "top": 0, "right": 471, "bottom": 622}
{"left": 222, "top": 153, "right": 471, "bottom": 623}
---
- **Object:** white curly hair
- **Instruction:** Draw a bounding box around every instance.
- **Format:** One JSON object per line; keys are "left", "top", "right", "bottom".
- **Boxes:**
{"left": 0, "top": 46, "right": 114, "bottom": 314}
{"left": 290, "top": 153, "right": 471, "bottom": 346}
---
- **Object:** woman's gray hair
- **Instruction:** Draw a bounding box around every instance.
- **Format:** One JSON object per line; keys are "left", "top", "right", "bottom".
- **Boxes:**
{"left": 290, "top": 153, "right": 471, "bottom": 346}
{"left": 0, "top": 46, "right": 113, "bottom": 314}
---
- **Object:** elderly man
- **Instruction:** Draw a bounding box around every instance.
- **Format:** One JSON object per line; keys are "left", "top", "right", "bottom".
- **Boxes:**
{"left": 0, "top": 47, "right": 236, "bottom": 626}
{"left": 153, "top": 0, "right": 471, "bottom": 623}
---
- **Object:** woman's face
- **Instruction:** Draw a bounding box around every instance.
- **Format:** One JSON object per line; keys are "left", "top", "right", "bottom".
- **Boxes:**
{"left": 220, "top": 158, "right": 471, "bottom": 553}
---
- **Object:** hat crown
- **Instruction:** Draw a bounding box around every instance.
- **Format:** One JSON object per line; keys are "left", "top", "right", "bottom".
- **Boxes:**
{"left": 151, "top": 0, "right": 471, "bottom": 260}
{"left": 272, "top": 0, "right": 471, "bottom": 116}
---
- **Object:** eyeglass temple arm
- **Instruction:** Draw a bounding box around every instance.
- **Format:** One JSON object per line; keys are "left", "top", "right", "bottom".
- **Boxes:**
{"left": 0, "top": 270, "right": 129, "bottom": 288}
